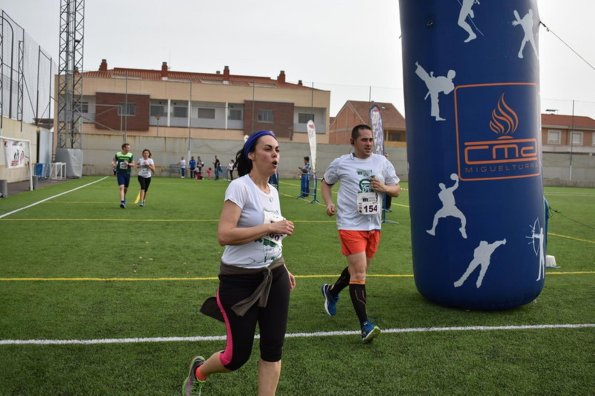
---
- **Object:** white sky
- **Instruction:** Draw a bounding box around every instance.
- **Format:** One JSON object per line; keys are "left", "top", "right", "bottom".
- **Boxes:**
{"left": 1, "top": 0, "right": 594, "bottom": 118}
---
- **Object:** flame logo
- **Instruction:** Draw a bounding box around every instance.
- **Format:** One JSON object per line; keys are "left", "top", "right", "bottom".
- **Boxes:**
{"left": 489, "top": 94, "right": 519, "bottom": 137}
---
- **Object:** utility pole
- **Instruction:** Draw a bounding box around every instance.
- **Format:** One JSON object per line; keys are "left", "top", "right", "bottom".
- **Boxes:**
{"left": 569, "top": 100, "right": 575, "bottom": 182}
{"left": 56, "top": 0, "right": 85, "bottom": 149}
{"left": 187, "top": 80, "right": 192, "bottom": 164}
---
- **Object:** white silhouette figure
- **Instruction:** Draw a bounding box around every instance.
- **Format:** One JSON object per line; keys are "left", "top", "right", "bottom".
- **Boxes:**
{"left": 427, "top": 173, "right": 467, "bottom": 239}
{"left": 415, "top": 62, "right": 456, "bottom": 121}
{"left": 458, "top": 0, "right": 480, "bottom": 43}
{"left": 454, "top": 239, "right": 507, "bottom": 288}
{"left": 530, "top": 226, "right": 545, "bottom": 281}
{"left": 512, "top": 9, "right": 538, "bottom": 59}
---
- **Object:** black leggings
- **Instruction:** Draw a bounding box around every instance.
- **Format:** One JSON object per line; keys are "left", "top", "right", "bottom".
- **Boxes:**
{"left": 137, "top": 176, "right": 151, "bottom": 191}
{"left": 217, "top": 265, "right": 290, "bottom": 370}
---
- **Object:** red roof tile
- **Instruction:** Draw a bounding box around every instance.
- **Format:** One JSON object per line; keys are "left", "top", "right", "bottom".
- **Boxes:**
{"left": 81, "top": 64, "right": 315, "bottom": 90}
{"left": 343, "top": 100, "right": 406, "bottom": 130}
{"left": 541, "top": 114, "right": 595, "bottom": 130}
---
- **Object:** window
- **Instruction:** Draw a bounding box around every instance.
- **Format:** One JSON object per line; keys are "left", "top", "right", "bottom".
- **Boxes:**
{"left": 592, "top": 132, "right": 595, "bottom": 146}
{"left": 257, "top": 109, "right": 273, "bottom": 123}
{"left": 173, "top": 106, "right": 188, "bottom": 118}
{"left": 118, "top": 103, "right": 136, "bottom": 116}
{"left": 228, "top": 108, "right": 242, "bottom": 121}
{"left": 197, "top": 108, "right": 215, "bottom": 119}
{"left": 150, "top": 104, "right": 164, "bottom": 117}
{"left": 80, "top": 102, "right": 89, "bottom": 113}
{"left": 388, "top": 131, "right": 405, "bottom": 142}
{"left": 570, "top": 130, "right": 583, "bottom": 146}
{"left": 547, "top": 129, "right": 561, "bottom": 145}
{"left": 298, "top": 113, "right": 314, "bottom": 124}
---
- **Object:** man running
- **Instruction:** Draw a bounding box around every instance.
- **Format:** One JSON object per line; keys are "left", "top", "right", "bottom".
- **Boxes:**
{"left": 320, "top": 124, "right": 401, "bottom": 343}
{"left": 112, "top": 143, "right": 135, "bottom": 208}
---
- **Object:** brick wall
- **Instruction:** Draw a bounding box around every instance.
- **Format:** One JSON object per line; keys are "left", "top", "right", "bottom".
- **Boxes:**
{"left": 95, "top": 92, "right": 150, "bottom": 131}
{"left": 243, "top": 100, "right": 294, "bottom": 139}
{"left": 329, "top": 110, "right": 364, "bottom": 144}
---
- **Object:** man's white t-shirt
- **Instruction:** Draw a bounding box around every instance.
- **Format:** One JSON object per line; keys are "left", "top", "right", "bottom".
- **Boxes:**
{"left": 323, "top": 153, "right": 399, "bottom": 231}
{"left": 221, "top": 175, "right": 284, "bottom": 268}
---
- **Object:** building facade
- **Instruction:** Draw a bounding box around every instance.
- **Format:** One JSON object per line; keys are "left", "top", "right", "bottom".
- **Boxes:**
{"left": 329, "top": 100, "right": 406, "bottom": 147}
{"left": 541, "top": 113, "right": 595, "bottom": 155}
{"left": 58, "top": 60, "right": 331, "bottom": 144}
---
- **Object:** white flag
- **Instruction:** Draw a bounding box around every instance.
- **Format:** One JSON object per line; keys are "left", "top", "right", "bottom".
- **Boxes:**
{"left": 370, "top": 105, "right": 384, "bottom": 155}
{"left": 307, "top": 120, "right": 317, "bottom": 173}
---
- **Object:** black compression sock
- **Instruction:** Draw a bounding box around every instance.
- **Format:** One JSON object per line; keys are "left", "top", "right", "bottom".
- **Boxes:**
{"left": 331, "top": 267, "right": 351, "bottom": 296}
{"left": 349, "top": 283, "right": 368, "bottom": 326}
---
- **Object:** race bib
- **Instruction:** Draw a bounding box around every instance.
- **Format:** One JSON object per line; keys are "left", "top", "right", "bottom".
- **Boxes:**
{"left": 357, "top": 192, "right": 381, "bottom": 215}
{"left": 263, "top": 210, "right": 286, "bottom": 245}
{"left": 119, "top": 161, "right": 128, "bottom": 170}
{"left": 138, "top": 165, "right": 149, "bottom": 177}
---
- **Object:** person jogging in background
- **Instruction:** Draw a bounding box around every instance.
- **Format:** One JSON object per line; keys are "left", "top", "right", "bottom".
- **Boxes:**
{"left": 112, "top": 143, "right": 135, "bottom": 208}
{"left": 136, "top": 148, "right": 155, "bottom": 207}
{"left": 183, "top": 130, "right": 296, "bottom": 396}
{"left": 320, "top": 124, "right": 401, "bottom": 343}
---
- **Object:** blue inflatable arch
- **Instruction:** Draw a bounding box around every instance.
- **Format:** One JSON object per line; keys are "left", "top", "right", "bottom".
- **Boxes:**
{"left": 399, "top": 0, "right": 545, "bottom": 309}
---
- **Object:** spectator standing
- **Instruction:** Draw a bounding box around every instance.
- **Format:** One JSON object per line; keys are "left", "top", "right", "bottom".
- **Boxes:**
{"left": 383, "top": 153, "right": 393, "bottom": 212}
{"left": 269, "top": 171, "right": 279, "bottom": 190}
{"left": 228, "top": 159, "right": 235, "bottom": 181}
{"left": 196, "top": 156, "right": 205, "bottom": 180}
{"left": 214, "top": 155, "right": 222, "bottom": 180}
{"left": 189, "top": 156, "right": 197, "bottom": 179}
{"left": 298, "top": 156, "right": 311, "bottom": 198}
{"left": 180, "top": 157, "right": 187, "bottom": 178}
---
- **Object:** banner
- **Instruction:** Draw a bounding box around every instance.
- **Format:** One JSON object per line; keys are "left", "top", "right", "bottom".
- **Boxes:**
{"left": 370, "top": 104, "right": 384, "bottom": 155}
{"left": 2, "top": 139, "right": 27, "bottom": 168}
{"left": 306, "top": 120, "right": 317, "bottom": 172}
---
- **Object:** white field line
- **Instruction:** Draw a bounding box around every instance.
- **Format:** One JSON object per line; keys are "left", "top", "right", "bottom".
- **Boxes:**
{"left": 1, "top": 323, "right": 593, "bottom": 346}
{"left": 0, "top": 177, "right": 108, "bottom": 219}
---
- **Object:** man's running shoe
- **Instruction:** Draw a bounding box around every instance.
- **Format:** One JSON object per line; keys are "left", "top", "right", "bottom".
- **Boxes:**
{"left": 182, "top": 355, "right": 205, "bottom": 396}
{"left": 120, "top": 201, "right": 126, "bottom": 208}
{"left": 321, "top": 283, "right": 339, "bottom": 316}
{"left": 361, "top": 321, "right": 381, "bottom": 343}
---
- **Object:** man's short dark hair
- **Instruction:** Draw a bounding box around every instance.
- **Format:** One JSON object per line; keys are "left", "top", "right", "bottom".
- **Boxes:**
{"left": 351, "top": 124, "right": 373, "bottom": 141}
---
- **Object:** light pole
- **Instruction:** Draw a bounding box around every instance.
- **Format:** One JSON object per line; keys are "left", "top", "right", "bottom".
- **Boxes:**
{"left": 187, "top": 80, "right": 192, "bottom": 164}
{"left": 569, "top": 100, "right": 575, "bottom": 181}
{"left": 251, "top": 80, "right": 255, "bottom": 133}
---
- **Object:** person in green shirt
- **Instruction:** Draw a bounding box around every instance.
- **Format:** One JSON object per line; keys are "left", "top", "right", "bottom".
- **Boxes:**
{"left": 112, "top": 143, "right": 135, "bottom": 208}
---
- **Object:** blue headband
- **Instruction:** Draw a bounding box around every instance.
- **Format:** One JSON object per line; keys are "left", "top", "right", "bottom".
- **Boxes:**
{"left": 243, "top": 130, "right": 276, "bottom": 158}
